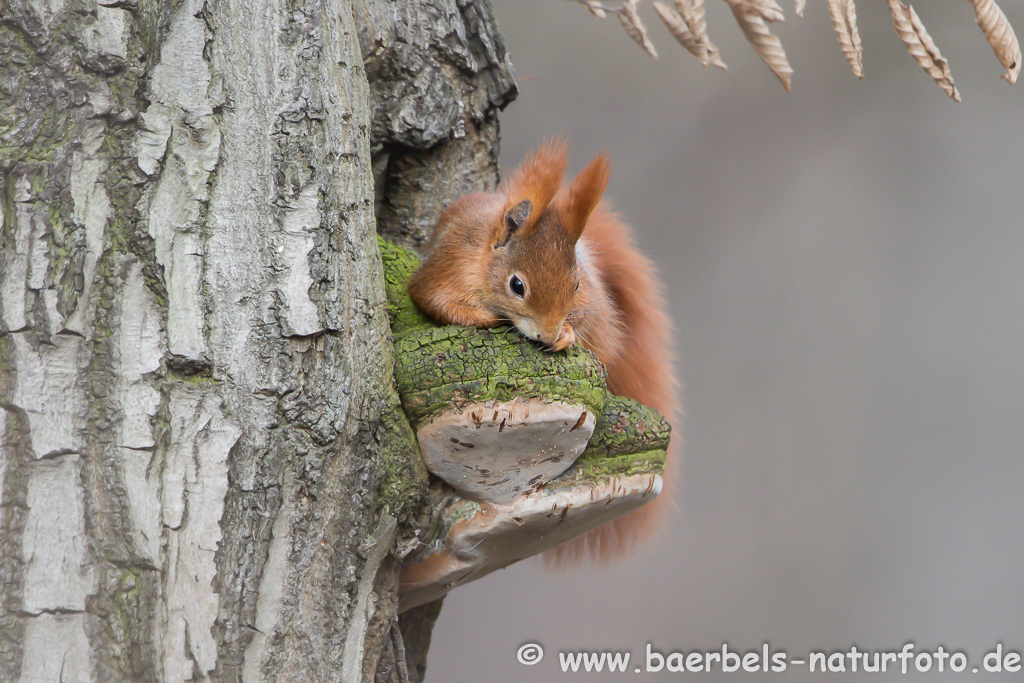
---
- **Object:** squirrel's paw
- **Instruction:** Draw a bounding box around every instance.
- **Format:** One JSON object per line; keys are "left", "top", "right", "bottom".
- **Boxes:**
{"left": 552, "top": 323, "right": 576, "bottom": 351}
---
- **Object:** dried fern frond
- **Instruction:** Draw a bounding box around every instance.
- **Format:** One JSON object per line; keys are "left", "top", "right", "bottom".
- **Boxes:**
{"left": 565, "top": 0, "right": 1016, "bottom": 100}
{"left": 728, "top": 0, "right": 785, "bottom": 24}
{"left": 564, "top": 0, "right": 609, "bottom": 19}
{"left": 828, "top": 0, "right": 863, "bottom": 78}
{"left": 673, "top": 0, "right": 709, "bottom": 63}
{"left": 746, "top": 0, "right": 786, "bottom": 23}
{"left": 581, "top": 0, "right": 608, "bottom": 19}
{"left": 969, "top": 0, "right": 1021, "bottom": 84}
{"left": 654, "top": 1, "right": 728, "bottom": 69}
{"left": 888, "top": 0, "right": 960, "bottom": 101}
{"left": 654, "top": 2, "right": 705, "bottom": 62}
{"left": 619, "top": 0, "right": 660, "bottom": 60}
{"left": 727, "top": 0, "right": 794, "bottom": 89}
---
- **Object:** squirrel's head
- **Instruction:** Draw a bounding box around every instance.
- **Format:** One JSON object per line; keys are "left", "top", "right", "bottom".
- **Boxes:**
{"left": 481, "top": 142, "right": 611, "bottom": 350}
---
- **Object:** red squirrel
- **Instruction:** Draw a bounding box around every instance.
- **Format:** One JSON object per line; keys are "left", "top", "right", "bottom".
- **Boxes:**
{"left": 408, "top": 141, "right": 678, "bottom": 562}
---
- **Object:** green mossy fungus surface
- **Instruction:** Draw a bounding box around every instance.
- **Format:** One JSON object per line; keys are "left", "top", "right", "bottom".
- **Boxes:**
{"left": 378, "top": 237, "right": 435, "bottom": 336}
{"left": 379, "top": 237, "right": 666, "bottom": 482}
{"left": 557, "top": 395, "right": 669, "bottom": 484}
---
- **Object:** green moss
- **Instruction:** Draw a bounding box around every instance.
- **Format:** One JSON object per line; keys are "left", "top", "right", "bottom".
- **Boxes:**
{"left": 378, "top": 235, "right": 434, "bottom": 335}
{"left": 166, "top": 370, "right": 215, "bottom": 385}
{"left": 393, "top": 325, "right": 607, "bottom": 425}
{"left": 373, "top": 393, "right": 430, "bottom": 519}
{"left": 97, "top": 563, "right": 159, "bottom": 681}
{"left": 0, "top": 24, "right": 75, "bottom": 166}
{"left": 577, "top": 395, "right": 671, "bottom": 459}
{"left": 559, "top": 449, "right": 666, "bottom": 482}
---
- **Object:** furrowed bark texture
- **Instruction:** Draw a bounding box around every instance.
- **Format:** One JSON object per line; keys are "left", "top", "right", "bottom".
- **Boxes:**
{"left": 0, "top": 0, "right": 514, "bottom": 680}
{"left": 355, "top": 0, "right": 517, "bottom": 255}
{"left": 0, "top": 0, "right": 505, "bottom": 680}
{"left": 352, "top": 1, "right": 517, "bottom": 680}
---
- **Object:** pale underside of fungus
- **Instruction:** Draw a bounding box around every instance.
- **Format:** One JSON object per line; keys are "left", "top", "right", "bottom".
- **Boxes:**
{"left": 400, "top": 473, "right": 662, "bottom": 611}
{"left": 416, "top": 398, "right": 598, "bottom": 503}
{"left": 573, "top": 0, "right": 1021, "bottom": 99}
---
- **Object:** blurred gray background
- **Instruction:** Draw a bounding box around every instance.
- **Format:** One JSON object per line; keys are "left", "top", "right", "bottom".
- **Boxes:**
{"left": 428, "top": 1, "right": 1024, "bottom": 680}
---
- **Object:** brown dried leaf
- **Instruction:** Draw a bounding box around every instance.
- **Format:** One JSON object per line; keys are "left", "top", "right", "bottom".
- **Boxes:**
{"left": 828, "top": 0, "right": 863, "bottom": 78}
{"left": 619, "top": 1, "right": 660, "bottom": 60}
{"left": 795, "top": 0, "right": 807, "bottom": 17}
{"left": 673, "top": 0, "right": 709, "bottom": 62}
{"left": 727, "top": 1, "right": 794, "bottom": 89}
{"left": 654, "top": 1, "right": 728, "bottom": 69}
{"left": 969, "top": 0, "right": 1021, "bottom": 84}
{"left": 888, "top": 0, "right": 961, "bottom": 101}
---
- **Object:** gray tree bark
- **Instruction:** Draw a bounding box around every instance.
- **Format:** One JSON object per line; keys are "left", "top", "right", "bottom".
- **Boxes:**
{"left": 0, "top": 1, "right": 513, "bottom": 682}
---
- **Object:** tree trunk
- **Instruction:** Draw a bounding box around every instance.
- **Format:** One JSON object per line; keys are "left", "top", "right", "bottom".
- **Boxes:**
{"left": 0, "top": 1, "right": 513, "bottom": 682}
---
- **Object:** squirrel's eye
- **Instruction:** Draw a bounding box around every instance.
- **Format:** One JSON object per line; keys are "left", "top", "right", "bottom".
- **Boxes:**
{"left": 509, "top": 274, "right": 526, "bottom": 298}
{"left": 575, "top": 281, "right": 580, "bottom": 292}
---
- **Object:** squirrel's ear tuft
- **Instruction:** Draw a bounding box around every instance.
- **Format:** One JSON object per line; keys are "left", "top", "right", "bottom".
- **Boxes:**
{"left": 497, "top": 140, "right": 568, "bottom": 243}
{"left": 496, "top": 199, "right": 532, "bottom": 247}
{"left": 562, "top": 153, "right": 610, "bottom": 242}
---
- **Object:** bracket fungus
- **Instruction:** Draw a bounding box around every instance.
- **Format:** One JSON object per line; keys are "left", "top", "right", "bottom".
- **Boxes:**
{"left": 380, "top": 238, "right": 670, "bottom": 610}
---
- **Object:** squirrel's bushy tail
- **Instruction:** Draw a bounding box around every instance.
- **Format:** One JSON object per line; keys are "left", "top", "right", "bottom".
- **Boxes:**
{"left": 545, "top": 204, "right": 681, "bottom": 565}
